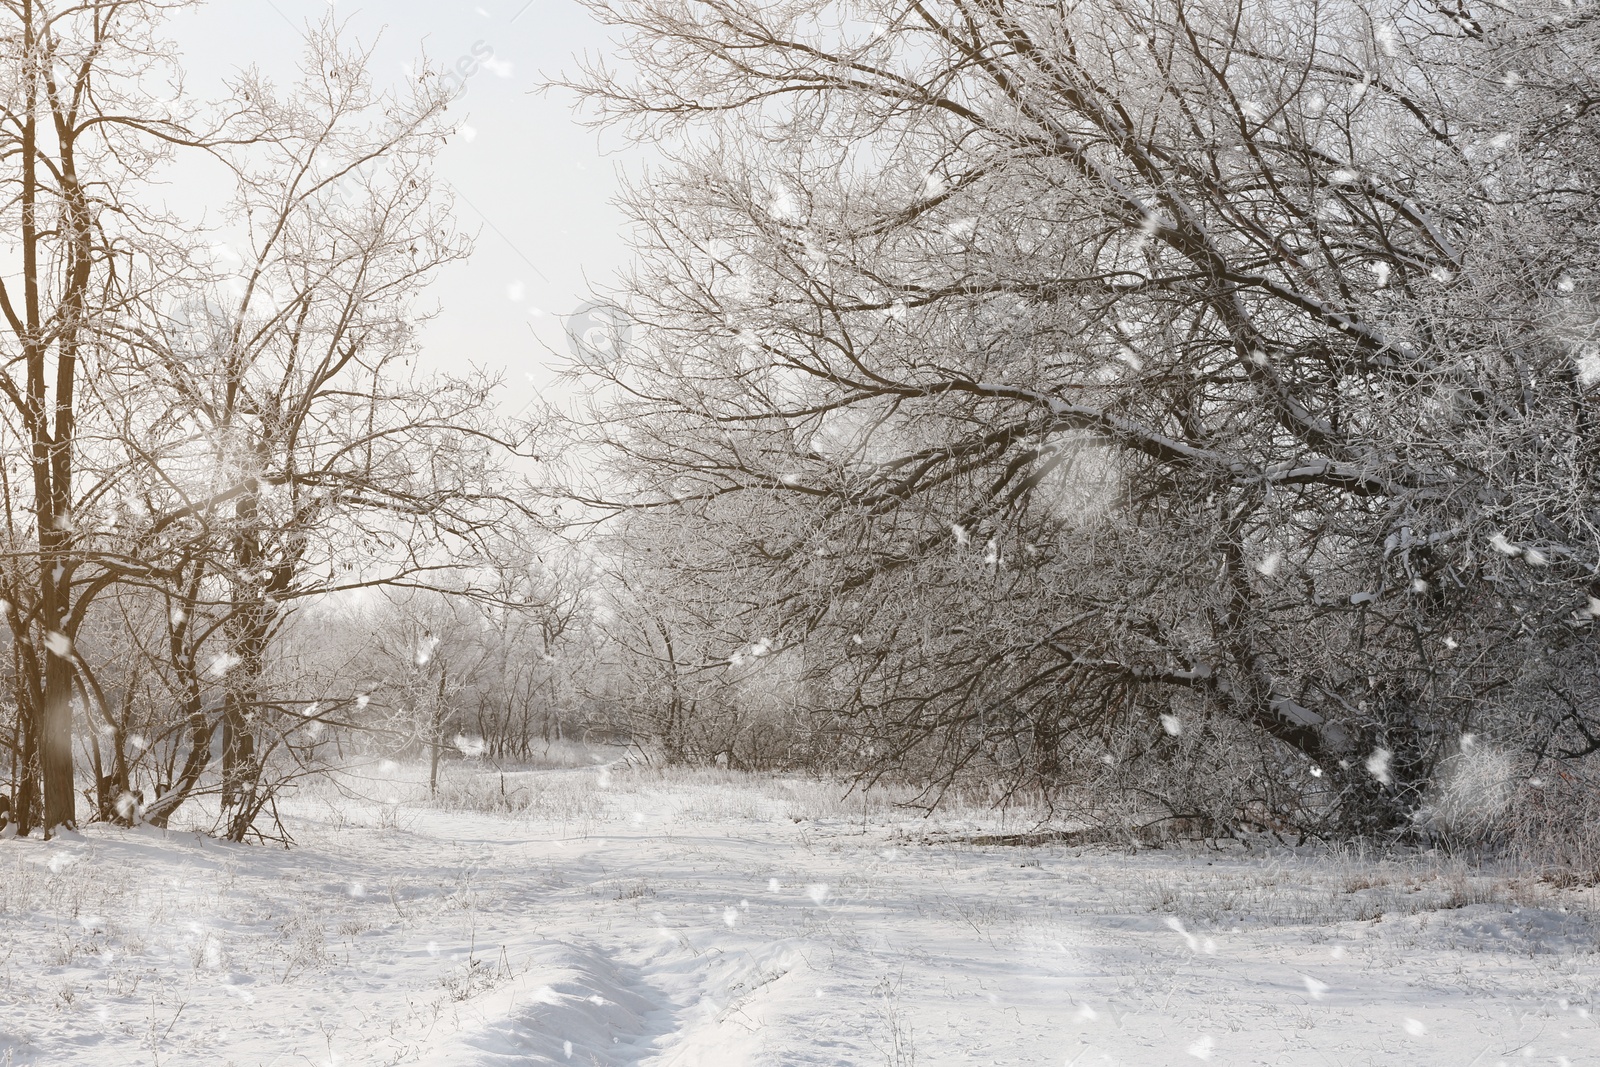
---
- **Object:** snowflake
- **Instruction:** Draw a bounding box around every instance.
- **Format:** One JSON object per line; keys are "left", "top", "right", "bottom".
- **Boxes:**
{"left": 1366, "top": 747, "right": 1393, "bottom": 785}
{"left": 1576, "top": 348, "right": 1600, "bottom": 387}
{"left": 1488, "top": 531, "right": 1521, "bottom": 556}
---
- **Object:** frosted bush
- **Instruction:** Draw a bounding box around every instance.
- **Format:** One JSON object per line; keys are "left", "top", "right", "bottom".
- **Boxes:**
{"left": 1417, "top": 738, "right": 1515, "bottom": 844}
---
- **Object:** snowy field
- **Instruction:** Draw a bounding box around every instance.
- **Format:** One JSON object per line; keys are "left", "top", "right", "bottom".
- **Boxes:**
{"left": 2, "top": 758, "right": 1598, "bottom": 1066}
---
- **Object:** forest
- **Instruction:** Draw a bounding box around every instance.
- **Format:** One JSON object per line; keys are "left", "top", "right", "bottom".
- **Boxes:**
{"left": 1, "top": 0, "right": 1597, "bottom": 861}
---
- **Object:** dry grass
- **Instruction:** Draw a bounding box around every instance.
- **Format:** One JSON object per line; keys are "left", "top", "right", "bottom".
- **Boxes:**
{"left": 1126, "top": 850, "right": 1581, "bottom": 929}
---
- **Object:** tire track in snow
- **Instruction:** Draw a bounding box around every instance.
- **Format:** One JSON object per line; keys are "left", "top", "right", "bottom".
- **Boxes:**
{"left": 424, "top": 939, "right": 676, "bottom": 1065}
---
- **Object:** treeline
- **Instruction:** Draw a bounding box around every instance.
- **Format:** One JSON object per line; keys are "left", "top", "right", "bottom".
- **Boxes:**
{"left": 7, "top": 0, "right": 1600, "bottom": 847}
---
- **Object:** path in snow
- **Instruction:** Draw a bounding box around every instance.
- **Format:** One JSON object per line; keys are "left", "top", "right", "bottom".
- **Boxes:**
{"left": 1, "top": 765, "right": 1597, "bottom": 1065}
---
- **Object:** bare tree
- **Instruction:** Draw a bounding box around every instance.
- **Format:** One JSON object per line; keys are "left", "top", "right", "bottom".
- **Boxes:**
{"left": 95, "top": 23, "right": 531, "bottom": 838}
{"left": 0, "top": 7, "right": 537, "bottom": 838}
{"left": 0, "top": 0, "right": 238, "bottom": 833}
{"left": 557, "top": 0, "right": 1600, "bottom": 830}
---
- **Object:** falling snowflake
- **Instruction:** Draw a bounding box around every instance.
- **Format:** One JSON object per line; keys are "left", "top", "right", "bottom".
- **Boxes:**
{"left": 1166, "top": 916, "right": 1200, "bottom": 951}
{"left": 1160, "top": 714, "right": 1183, "bottom": 737}
{"left": 768, "top": 190, "right": 798, "bottom": 220}
{"left": 114, "top": 792, "right": 139, "bottom": 820}
{"left": 1489, "top": 531, "right": 1521, "bottom": 556}
{"left": 1366, "top": 747, "right": 1393, "bottom": 785}
{"left": 416, "top": 635, "right": 439, "bottom": 666}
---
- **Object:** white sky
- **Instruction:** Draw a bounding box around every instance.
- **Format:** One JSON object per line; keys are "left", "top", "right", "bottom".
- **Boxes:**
{"left": 168, "top": 0, "right": 634, "bottom": 414}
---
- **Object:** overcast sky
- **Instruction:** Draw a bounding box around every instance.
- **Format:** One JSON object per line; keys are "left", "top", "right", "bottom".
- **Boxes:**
{"left": 169, "top": 0, "right": 633, "bottom": 413}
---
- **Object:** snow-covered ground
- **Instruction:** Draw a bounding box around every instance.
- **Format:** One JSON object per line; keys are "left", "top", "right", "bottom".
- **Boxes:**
{"left": 2, "top": 760, "right": 1597, "bottom": 1066}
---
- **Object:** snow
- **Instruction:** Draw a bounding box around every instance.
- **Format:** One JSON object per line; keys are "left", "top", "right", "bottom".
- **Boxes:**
{"left": 0, "top": 763, "right": 1596, "bottom": 1065}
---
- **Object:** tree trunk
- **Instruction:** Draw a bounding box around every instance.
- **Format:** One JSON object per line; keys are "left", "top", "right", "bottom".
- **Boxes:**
{"left": 17, "top": 0, "right": 94, "bottom": 836}
{"left": 428, "top": 664, "right": 448, "bottom": 797}
{"left": 12, "top": 701, "right": 41, "bottom": 836}
{"left": 38, "top": 553, "right": 76, "bottom": 833}
{"left": 222, "top": 486, "right": 268, "bottom": 835}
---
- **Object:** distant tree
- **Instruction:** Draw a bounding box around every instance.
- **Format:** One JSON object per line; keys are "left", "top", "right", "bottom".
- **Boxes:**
{"left": 344, "top": 536, "right": 594, "bottom": 791}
